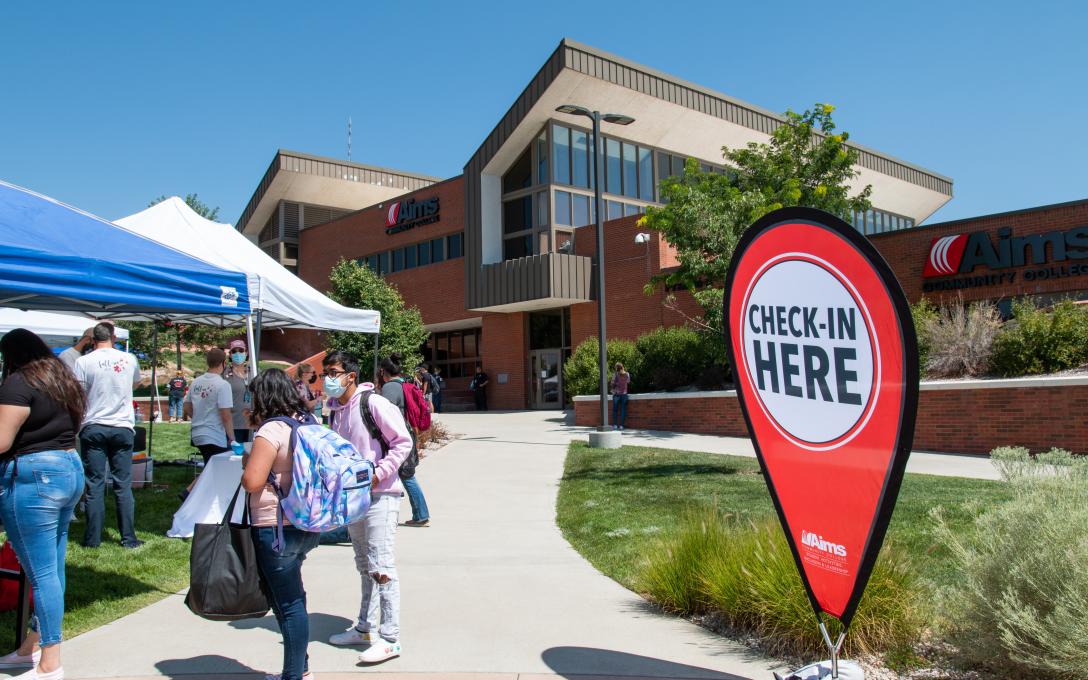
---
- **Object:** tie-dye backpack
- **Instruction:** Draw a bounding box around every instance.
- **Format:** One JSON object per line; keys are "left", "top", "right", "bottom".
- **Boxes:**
{"left": 266, "top": 413, "right": 372, "bottom": 548}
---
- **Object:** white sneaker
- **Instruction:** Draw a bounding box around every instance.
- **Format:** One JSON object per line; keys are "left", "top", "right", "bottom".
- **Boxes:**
{"left": 0, "top": 648, "right": 40, "bottom": 669}
{"left": 13, "top": 666, "right": 62, "bottom": 680}
{"left": 328, "top": 627, "right": 377, "bottom": 646}
{"left": 358, "top": 639, "right": 401, "bottom": 664}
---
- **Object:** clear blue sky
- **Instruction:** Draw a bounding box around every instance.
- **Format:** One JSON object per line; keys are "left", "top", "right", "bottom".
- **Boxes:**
{"left": 2, "top": 2, "right": 1084, "bottom": 226}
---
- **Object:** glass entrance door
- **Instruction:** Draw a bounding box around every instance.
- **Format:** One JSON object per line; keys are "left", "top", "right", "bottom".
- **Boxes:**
{"left": 529, "top": 349, "right": 562, "bottom": 409}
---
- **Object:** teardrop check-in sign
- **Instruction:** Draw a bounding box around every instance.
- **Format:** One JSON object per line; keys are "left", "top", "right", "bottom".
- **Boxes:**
{"left": 724, "top": 207, "right": 919, "bottom": 627}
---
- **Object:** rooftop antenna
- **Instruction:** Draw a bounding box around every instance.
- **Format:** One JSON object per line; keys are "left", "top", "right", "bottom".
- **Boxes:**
{"left": 347, "top": 115, "right": 352, "bottom": 162}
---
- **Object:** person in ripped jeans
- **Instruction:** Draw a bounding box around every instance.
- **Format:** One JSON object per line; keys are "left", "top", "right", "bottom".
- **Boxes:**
{"left": 321, "top": 350, "right": 413, "bottom": 664}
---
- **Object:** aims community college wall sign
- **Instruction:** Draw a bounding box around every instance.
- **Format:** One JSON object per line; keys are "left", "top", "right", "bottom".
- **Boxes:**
{"left": 923, "top": 224, "right": 1088, "bottom": 292}
{"left": 385, "top": 196, "right": 440, "bottom": 235}
{"left": 724, "top": 207, "right": 919, "bottom": 631}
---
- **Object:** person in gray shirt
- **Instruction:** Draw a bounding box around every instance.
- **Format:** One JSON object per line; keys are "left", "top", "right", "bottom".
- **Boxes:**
{"left": 377, "top": 352, "right": 430, "bottom": 527}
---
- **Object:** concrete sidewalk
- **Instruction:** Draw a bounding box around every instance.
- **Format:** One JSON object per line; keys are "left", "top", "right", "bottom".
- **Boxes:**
{"left": 53, "top": 411, "right": 784, "bottom": 680}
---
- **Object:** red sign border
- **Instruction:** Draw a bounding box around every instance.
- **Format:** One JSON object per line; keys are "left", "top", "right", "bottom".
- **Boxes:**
{"left": 722, "top": 207, "right": 920, "bottom": 627}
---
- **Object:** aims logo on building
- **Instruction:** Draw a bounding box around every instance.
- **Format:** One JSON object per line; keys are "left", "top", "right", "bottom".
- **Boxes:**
{"left": 922, "top": 226, "right": 1088, "bottom": 291}
{"left": 923, "top": 234, "right": 968, "bottom": 277}
{"left": 385, "top": 196, "right": 440, "bottom": 235}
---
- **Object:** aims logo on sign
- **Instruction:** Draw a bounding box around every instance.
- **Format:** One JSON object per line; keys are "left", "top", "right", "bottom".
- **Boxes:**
{"left": 386, "top": 202, "right": 401, "bottom": 227}
{"left": 923, "top": 234, "right": 968, "bottom": 277}
{"left": 384, "top": 196, "right": 439, "bottom": 235}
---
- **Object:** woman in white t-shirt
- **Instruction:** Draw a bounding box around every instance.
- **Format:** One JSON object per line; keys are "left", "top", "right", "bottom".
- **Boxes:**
{"left": 241, "top": 369, "right": 319, "bottom": 680}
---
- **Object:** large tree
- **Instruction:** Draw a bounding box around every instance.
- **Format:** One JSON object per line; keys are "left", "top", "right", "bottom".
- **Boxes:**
{"left": 149, "top": 192, "right": 220, "bottom": 221}
{"left": 642, "top": 103, "right": 873, "bottom": 333}
{"left": 325, "top": 259, "right": 429, "bottom": 377}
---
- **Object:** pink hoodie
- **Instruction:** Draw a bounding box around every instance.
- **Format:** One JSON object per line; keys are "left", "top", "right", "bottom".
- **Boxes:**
{"left": 326, "top": 388, "right": 413, "bottom": 495}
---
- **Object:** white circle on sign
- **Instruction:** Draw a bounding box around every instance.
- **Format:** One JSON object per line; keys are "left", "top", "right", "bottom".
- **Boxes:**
{"left": 741, "top": 256, "right": 877, "bottom": 448}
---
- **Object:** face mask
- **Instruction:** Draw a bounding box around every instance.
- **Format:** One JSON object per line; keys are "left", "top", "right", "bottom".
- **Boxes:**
{"left": 324, "top": 374, "right": 347, "bottom": 398}
{"left": 308, "top": 373, "right": 317, "bottom": 384}
{"left": 231, "top": 351, "right": 247, "bottom": 364}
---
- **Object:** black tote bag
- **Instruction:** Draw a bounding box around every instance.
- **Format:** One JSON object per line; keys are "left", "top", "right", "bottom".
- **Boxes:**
{"left": 185, "top": 483, "right": 270, "bottom": 621}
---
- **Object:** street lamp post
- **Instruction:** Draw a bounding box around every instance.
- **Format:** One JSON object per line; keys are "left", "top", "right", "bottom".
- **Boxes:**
{"left": 556, "top": 105, "right": 635, "bottom": 445}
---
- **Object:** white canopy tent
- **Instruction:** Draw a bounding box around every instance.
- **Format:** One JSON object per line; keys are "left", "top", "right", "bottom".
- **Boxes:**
{"left": 0, "top": 309, "right": 129, "bottom": 340}
{"left": 115, "top": 197, "right": 380, "bottom": 334}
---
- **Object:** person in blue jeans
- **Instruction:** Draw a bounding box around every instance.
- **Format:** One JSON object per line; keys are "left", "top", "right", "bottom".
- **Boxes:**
{"left": 401, "top": 474, "right": 429, "bottom": 527}
{"left": 377, "top": 354, "right": 430, "bottom": 527}
{"left": 0, "top": 328, "right": 88, "bottom": 680}
{"left": 609, "top": 362, "right": 632, "bottom": 431}
{"left": 242, "top": 369, "right": 323, "bottom": 680}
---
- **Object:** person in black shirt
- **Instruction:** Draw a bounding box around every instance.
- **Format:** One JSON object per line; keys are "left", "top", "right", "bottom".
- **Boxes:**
{"left": 471, "top": 364, "right": 489, "bottom": 411}
{"left": 166, "top": 370, "right": 187, "bottom": 423}
{"left": 0, "top": 329, "right": 87, "bottom": 676}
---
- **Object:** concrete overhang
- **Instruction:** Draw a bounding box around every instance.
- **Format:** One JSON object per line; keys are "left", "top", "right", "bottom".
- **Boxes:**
{"left": 478, "top": 40, "right": 953, "bottom": 225}
{"left": 236, "top": 150, "right": 443, "bottom": 236}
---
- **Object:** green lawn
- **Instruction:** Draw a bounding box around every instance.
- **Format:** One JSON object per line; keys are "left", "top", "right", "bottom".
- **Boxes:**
{"left": 0, "top": 465, "right": 195, "bottom": 649}
{"left": 143, "top": 422, "right": 197, "bottom": 462}
{"left": 556, "top": 442, "right": 1012, "bottom": 591}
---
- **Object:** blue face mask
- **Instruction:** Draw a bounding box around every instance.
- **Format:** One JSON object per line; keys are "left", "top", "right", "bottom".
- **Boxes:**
{"left": 324, "top": 375, "right": 347, "bottom": 398}
{"left": 231, "top": 351, "right": 247, "bottom": 364}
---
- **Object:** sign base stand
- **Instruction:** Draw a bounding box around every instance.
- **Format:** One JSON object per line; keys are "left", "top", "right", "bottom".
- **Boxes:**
{"left": 773, "top": 660, "right": 864, "bottom": 680}
{"left": 588, "top": 429, "right": 621, "bottom": 449}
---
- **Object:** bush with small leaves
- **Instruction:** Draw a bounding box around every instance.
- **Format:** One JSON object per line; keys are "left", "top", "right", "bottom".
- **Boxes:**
{"left": 990, "top": 299, "right": 1088, "bottom": 377}
{"left": 936, "top": 446, "right": 1088, "bottom": 677}
{"left": 562, "top": 337, "right": 641, "bottom": 398}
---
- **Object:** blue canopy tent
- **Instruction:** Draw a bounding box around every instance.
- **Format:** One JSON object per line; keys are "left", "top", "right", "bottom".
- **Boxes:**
{"left": 0, "top": 180, "right": 250, "bottom": 321}
{"left": 0, "top": 178, "right": 257, "bottom": 517}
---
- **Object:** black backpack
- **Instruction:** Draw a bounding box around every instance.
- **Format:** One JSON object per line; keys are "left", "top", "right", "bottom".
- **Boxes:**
{"left": 358, "top": 390, "right": 419, "bottom": 480}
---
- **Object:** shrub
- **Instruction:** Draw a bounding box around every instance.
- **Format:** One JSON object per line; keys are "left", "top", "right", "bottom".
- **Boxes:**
{"left": 991, "top": 299, "right": 1088, "bottom": 377}
{"left": 910, "top": 298, "right": 938, "bottom": 373}
{"left": 639, "top": 511, "right": 925, "bottom": 659}
{"left": 635, "top": 326, "right": 710, "bottom": 392}
{"left": 936, "top": 446, "right": 1088, "bottom": 677}
{"left": 923, "top": 298, "right": 1001, "bottom": 378}
{"left": 563, "top": 337, "right": 640, "bottom": 397}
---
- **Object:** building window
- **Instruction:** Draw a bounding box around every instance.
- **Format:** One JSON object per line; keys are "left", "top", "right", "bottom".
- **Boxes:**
{"left": 503, "top": 147, "right": 532, "bottom": 194}
{"left": 638, "top": 147, "right": 654, "bottom": 200}
{"left": 606, "top": 139, "right": 622, "bottom": 195}
{"left": 504, "top": 234, "right": 533, "bottom": 260}
{"left": 622, "top": 142, "right": 638, "bottom": 198}
{"left": 536, "top": 191, "right": 548, "bottom": 228}
{"left": 447, "top": 232, "right": 463, "bottom": 258}
{"left": 431, "top": 238, "right": 445, "bottom": 263}
{"left": 571, "top": 129, "right": 590, "bottom": 188}
{"left": 552, "top": 124, "right": 571, "bottom": 185}
{"left": 536, "top": 131, "right": 549, "bottom": 185}
{"left": 607, "top": 200, "right": 623, "bottom": 220}
{"left": 572, "top": 193, "right": 591, "bottom": 227}
{"left": 503, "top": 196, "right": 533, "bottom": 234}
{"left": 405, "top": 246, "right": 417, "bottom": 269}
{"left": 554, "top": 190, "right": 572, "bottom": 226}
{"left": 423, "top": 328, "right": 481, "bottom": 379}
{"left": 418, "top": 241, "right": 430, "bottom": 266}
{"left": 392, "top": 248, "right": 404, "bottom": 272}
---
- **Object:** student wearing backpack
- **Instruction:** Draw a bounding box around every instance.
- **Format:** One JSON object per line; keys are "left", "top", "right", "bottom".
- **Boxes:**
{"left": 241, "top": 368, "right": 323, "bottom": 680}
{"left": 377, "top": 353, "right": 430, "bottom": 528}
{"left": 322, "top": 351, "right": 413, "bottom": 664}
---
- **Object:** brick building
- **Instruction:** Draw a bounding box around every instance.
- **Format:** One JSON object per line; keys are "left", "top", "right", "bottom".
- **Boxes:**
{"left": 233, "top": 38, "right": 996, "bottom": 410}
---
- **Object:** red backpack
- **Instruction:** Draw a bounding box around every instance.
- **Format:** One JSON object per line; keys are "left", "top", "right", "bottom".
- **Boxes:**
{"left": 395, "top": 378, "right": 432, "bottom": 431}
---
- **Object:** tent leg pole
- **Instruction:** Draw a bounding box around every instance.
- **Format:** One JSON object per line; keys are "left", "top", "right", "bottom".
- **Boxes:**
{"left": 373, "top": 333, "right": 381, "bottom": 383}
{"left": 253, "top": 310, "right": 263, "bottom": 366}
{"left": 246, "top": 314, "right": 258, "bottom": 378}
{"left": 148, "top": 325, "right": 159, "bottom": 458}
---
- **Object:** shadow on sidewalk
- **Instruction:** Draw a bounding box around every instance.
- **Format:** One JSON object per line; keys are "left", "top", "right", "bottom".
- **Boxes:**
{"left": 543, "top": 646, "right": 752, "bottom": 679}
{"left": 228, "top": 611, "right": 352, "bottom": 646}
{"left": 155, "top": 654, "right": 260, "bottom": 678}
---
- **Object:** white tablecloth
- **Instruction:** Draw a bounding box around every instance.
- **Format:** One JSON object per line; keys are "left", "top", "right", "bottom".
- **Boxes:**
{"left": 166, "top": 452, "right": 245, "bottom": 538}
